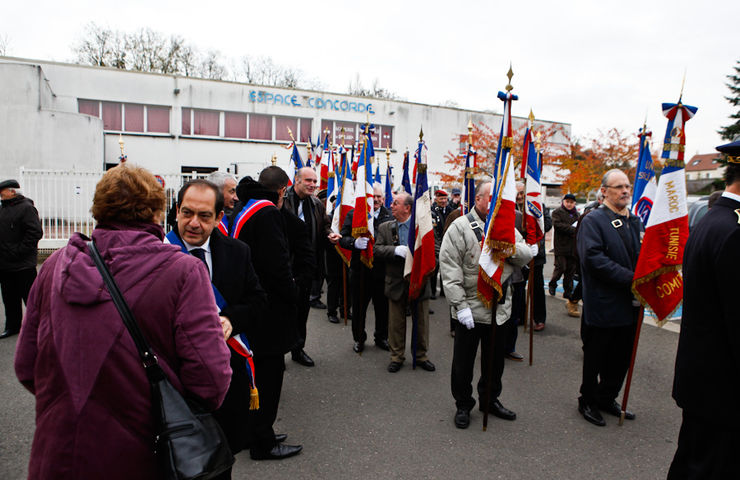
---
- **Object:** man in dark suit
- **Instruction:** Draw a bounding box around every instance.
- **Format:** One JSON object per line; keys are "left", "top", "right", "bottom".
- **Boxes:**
{"left": 668, "top": 141, "right": 740, "bottom": 478}
{"left": 549, "top": 193, "right": 579, "bottom": 299}
{"left": 576, "top": 169, "right": 641, "bottom": 427}
{"left": 339, "top": 184, "right": 392, "bottom": 353}
{"left": 232, "top": 176, "right": 302, "bottom": 460}
{"left": 169, "top": 179, "right": 270, "bottom": 476}
{"left": 283, "top": 167, "right": 340, "bottom": 366}
{"left": 374, "top": 192, "right": 435, "bottom": 373}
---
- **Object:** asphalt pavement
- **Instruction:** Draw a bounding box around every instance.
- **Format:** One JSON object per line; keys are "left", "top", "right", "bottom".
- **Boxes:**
{"left": 0, "top": 257, "right": 682, "bottom": 479}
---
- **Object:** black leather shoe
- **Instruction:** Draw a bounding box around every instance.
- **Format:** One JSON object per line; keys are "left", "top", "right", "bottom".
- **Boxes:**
{"left": 352, "top": 341, "right": 364, "bottom": 353}
{"left": 480, "top": 400, "right": 516, "bottom": 420}
{"left": 548, "top": 284, "right": 557, "bottom": 296}
{"left": 417, "top": 360, "right": 436, "bottom": 372}
{"left": 327, "top": 315, "right": 339, "bottom": 324}
{"left": 578, "top": 398, "right": 606, "bottom": 426}
{"left": 309, "top": 299, "right": 327, "bottom": 309}
{"left": 454, "top": 408, "right": 470, "bottom": 429}
{"left": 506, "top": 351, "right": 524, "bottom": 361}
{"left": 598, "top": 400, "right": 635, "bottom": 420}
{"left": 291, "top": 350, "right": 315, "bottom": 367}
{"left": 430, "top": 294, "right": 437, "bottom": 300}
{"left": 374, "top": 339, "right": 390, "bottom": 351}
{"left": 387, "top": 361, "right": 402, "bottom": 373}
{"left": 250, "top": 443, "right": 302, "bottom": 460}
{"left": 274, "top": 433, "right": 287, "bottom": 443}
{"left": 0, "top": 330, "right": 19, "bottom": 339}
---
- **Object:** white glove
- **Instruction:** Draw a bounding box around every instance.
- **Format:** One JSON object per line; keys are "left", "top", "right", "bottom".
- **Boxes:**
{"left": 457, "top": 307, "right": 475, "bottom": 330}
{"left": 529, "top": 243, "right": 539, "bottom": 258}
{"left": 354, "top": 237, "right": 369, "bottom": 250}
{"left": 394, "top": 245, "right": 409, "bottom": 258}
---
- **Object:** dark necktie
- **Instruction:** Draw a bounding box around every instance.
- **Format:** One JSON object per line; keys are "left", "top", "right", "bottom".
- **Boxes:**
{"left": 190, "top": 248, "right": 208, "bottom": 270}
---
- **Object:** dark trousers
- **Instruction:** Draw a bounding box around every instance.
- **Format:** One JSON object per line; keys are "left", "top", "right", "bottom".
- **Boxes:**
{"left": 0, "top": 268, "right": 37, "bottom": 333}
{"left": 430, "top": 263, "right": 442, "bottom": 296}
{"left": 325, "top": 248, "right": 346, "bottom": 317}
{"left": 451, "top": 320, "right": 506, "bottom": 411}
{"left": 350, "top": 266, "right": 388, "bottom": 344}
{"left": 550, "top": 254, "right": 576, "bottom": 298}
{"left": 579, "top": 322, "right": 637, "bottom": 405}
{"left": 531, "top": 264, "right": 546, "bottom": 323}
{"left": 505, "top": 281, "right": 526, "bottom": 353}
{"left": 668, "top": 410, "right": 740, "bottom": 479}
{"left": 292, "top": 284, "right": 310, "bottom": 353}
{"left": 247, "top": 354, "right": 285, "bottom": 454}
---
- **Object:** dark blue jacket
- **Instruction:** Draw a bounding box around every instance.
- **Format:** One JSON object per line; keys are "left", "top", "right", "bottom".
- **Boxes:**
{"left": 577, "top": 205, "right": 641, "bottom": 327}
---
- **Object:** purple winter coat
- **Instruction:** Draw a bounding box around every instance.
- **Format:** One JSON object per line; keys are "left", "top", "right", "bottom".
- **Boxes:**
{"left": 14, "top": 224, "right": 232, "bottom": 480}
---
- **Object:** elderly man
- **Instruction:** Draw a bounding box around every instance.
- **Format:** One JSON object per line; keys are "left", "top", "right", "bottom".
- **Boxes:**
{"left": 339, "top": 184, "right": 392, "bottom": 353}
{"left": 0, "top": 179, "right": 43, "bottom": 339}
{"left": 375, "top": 192, "right": 435, "bottom": 373}
{"left": 576, "top": 169, "right": 641, "bottom": 427}
{"left": 549, "top": 193, "right": 579, "bottom": 301}
{"left": 283, "top": 167, "right": 341, "bottom": 366}
{"left": 206, "top": 171, "right": 239, "bottom": 213}
{"left": 440, "top": 181, "right": 532, "bottom": 429}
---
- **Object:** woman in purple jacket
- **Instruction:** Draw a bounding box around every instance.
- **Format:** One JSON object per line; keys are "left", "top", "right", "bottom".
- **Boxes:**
{"left": 14, "top": 165, "right": 232, "bottom": 480}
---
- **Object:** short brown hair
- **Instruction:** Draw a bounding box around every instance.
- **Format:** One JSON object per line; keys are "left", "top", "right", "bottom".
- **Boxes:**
{"left": 92, "top": 165, "right": 165, "bottom": 224}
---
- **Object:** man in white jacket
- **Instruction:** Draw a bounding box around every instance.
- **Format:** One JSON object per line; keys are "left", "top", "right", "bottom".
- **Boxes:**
{"left": 440, "top": 181, "right": 534, "bottom": 429}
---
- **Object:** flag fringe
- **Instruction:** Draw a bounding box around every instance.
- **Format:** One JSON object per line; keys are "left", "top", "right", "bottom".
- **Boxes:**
{"left": 360, "top": 255, "right": 373, "bottom": 269}
{"left": 334, "top": 245, "right": 352, "bottom": 267}
{"left": 477, "top": 266, "right": 503, "bottom": 309}
{"left": 631, "top": 264, "right": 683, "bottom": 326}
{"left": 352, "top": 226, "right": 369, "bottom": 237}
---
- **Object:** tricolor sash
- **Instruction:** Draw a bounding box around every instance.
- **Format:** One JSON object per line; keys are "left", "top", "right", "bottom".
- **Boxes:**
{"left": 229, "top": 199, "right": 274, "bottom": 239}
{"left": 165, "top": 230, "right": 259, "bottom": 409}
{"left": 217, "top": 216, "right": 229, "bottom": 236}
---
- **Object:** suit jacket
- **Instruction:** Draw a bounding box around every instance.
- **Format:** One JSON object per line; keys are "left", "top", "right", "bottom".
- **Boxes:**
{"left": 284, "top": 187, "right": 331, "bottom": 278}
{"left": 374, "top": 219, "right": 430, "bottom": 302}
{"left": 338, "top": 206, "right": 392, "bottom": 276}
{"left": 209, "top": 230, "right": 267, "bottom": 453}
{"left": 576, "top": 205, "right": 641, "bottom": 328}
{"left": 281, "top": 207, "right": 316, "bottom": 289}
{"left": 673, "top": 195, "right": 740, "bottom": 424}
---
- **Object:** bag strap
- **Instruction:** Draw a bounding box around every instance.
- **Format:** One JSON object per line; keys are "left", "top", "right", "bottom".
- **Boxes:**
{"left": 87, "top": 240, "right": 162, "bottom": 375}
{"left": 598, "top": 206, "right": 637, "bottom": 266}
{"left": 465, "top": 212, "right": 484, "bottom": 242}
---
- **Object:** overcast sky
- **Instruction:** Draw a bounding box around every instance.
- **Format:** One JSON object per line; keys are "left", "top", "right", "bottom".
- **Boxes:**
{"left": 3, "top": 0, "right": 739, "bottom": 156}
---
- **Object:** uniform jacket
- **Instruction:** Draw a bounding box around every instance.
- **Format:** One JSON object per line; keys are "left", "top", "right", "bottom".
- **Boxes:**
{"left": 673, "top": 195, "right": 740, "bottom": 424}
{"left": 14, "top": 225, "right": 231, "bottom": 480}
{"left": 0, "top": 194, "right": 43, "bottom": 271}
{"left": 439, "top": 208, "right": 532, "bottom": 325}
{"left": 576, "top": 205, "right": 641, "bottom": 328}
{"left": 374, "top": 218, "right": 431, "bottom": 301}
{"left": 233, "top": 179, "right": 298, "bottom": 355}
{"left": 551, "top": 204, "right": 579, "bottom": 256}
{"left": 284, "top": 187, "right": 331, "bottom": 279}
{"left": 338, "top": 206, "right": 392, "bottom": 275}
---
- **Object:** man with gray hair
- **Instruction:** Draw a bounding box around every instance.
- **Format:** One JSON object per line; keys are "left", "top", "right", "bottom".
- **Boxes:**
{"left": 206, "top": 171, "right": 239, "bottom": 214}
{"left": 0, "top": 179, "right": 43, "bottom": 338}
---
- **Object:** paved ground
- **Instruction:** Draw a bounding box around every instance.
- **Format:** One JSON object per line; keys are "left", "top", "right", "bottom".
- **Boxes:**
{"left": 0, "top": 257, "right": 682, "bottom": 479}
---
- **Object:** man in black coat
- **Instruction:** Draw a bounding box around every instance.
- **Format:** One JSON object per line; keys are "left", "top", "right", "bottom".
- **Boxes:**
{"left": 169, "top": 180, "right": 268, "bottom": 477}
{"left": 231, "top": 176, "right": 302, "bottom": 460}
{"left": 576, "top": 169, "right": 641, "bottom": 427}
{"left": 549, "top": 193, "right": 579, "bottom": 299}
{"left": 668, "top": 141, "right": 740, "bottom": 478}
{"left": 0, "top": 179, "right": 43, "bottom": 339}
{"left": 338, "top": 184, "right": 392, "bottom": 353}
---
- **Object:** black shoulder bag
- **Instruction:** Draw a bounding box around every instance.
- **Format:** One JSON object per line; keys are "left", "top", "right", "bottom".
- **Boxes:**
{"left": 87, "top": 240, "right": 234, "bottom": 480}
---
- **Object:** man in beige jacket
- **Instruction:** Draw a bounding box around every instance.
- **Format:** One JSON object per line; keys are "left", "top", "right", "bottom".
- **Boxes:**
{"left": 440, "top": 181, "right": 534, "bottom": 429}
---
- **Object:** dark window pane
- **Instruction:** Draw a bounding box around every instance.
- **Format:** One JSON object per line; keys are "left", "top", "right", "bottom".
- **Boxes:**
{"left": 249, "top": 114, "right": 272, "bottom": 140}
{"left": 125, "top": 104, "right": 144, "bottom": 132}
{"left": 321, "top": 120, "right": 333, "bottom": 143}
{"left": 78, "top": 99, "right": 99, "bottom": 117}
{"left": 194, "top": 109, "right": 219, "bottom": 136}
{"left": 299, "top": 118, "right": 312, "bottom": 143}
{"left": 147, "top": 106, "right": 170, "bottom": 133}
{"left": 275, "top": 117, "right": 297, "bottom": 141}
{"left": 182, "top": 108, "right": 191, "bottom": 135}
{"left": 102, "top": 102, "right": 122, "bottom": 130}
{"left": 335, "top": 121, "right": 356, "bottom": 146}
{"left": 225, "top": 112, "right": 247, "bottom": 138}
{"left": 380, "top": 125, "right": 393, "bottom": 149}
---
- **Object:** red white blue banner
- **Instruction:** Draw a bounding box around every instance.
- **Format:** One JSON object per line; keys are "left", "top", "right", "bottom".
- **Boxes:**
{"left": 351, "top": 126, "right": 375, "bottom": 268}
{"left": 522, "top": 126, "right": 544, "bottom": 244}
{"left": 631, "top": 127, "right": 657, "bottom": 224}
{"left": 405, "top": 139, "right": 436, "bottom": 300}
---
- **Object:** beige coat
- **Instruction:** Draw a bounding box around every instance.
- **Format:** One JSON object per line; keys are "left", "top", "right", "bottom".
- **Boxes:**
{"left": 440, "top": 208, "right": 532, "bottom": 325}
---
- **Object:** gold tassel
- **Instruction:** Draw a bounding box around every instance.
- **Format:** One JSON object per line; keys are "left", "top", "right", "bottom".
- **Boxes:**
{"left": 249, "top": 387, "right": 259, "bottom": 410}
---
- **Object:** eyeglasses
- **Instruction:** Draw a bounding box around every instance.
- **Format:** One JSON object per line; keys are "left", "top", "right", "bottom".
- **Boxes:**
{"left": 605, "top": 184, "right": 632, "bottom": 191}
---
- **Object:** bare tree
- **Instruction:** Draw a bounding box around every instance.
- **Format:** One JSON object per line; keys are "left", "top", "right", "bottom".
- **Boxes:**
{"left": 348, "top": 73, "right": 398, "bottom": 99}
{"left": 0, "top": 34, "right": 9, "bottom": 56}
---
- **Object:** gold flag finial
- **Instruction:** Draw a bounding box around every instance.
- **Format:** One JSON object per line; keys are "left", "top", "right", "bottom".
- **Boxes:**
{"left": 287, "top": 127, "right": 296, "bottom": 142}
{"left": 505, "top": 63, "right": 514, "bottom": 92}
{"left": 467, "top": 116, "right": 474, "bottom": 145}
{"left": 528, "top": 108, "right": 535, "bottom": 124}
{"left": 385, "top": 146, "right": 390, "bottom": 161}
{"left": 419, "top": 127, "right": 424, "bottom": 142}
{"left": 271, "top": 153, "right": 277, "bottom": 166}
{"left": 535, "top": 131, "right": 542, "bottom": 151}
{"left": 118, "top": 134, "right": 125, "bottom": 156}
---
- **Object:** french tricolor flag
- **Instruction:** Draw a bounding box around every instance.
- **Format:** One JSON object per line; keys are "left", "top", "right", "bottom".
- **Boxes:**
{"left": 632, "top": 99, "right": 696, "bottom": 324}
{"left": 521, "top": 126, "right": 544, "bottom": 245}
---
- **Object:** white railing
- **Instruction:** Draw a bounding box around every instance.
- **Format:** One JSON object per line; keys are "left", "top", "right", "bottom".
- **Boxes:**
{"left": 18, "top": 167, "right": 207, "bottom": 250}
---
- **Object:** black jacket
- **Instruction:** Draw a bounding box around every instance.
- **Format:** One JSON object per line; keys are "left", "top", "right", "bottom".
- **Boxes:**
{"left": 338, "top": 206, "right": 392, "bottom": 275}
{"left": 576, "top": 205, "right": 641, "bottom": 328}
{"left": 0, "top": 194, "right": 43, "bottom": 271}
{"left": 232, "top": 178, "right": 298, "bottom": 355}
{"left": 283, "top": 187, "right": 331, "bottom": 279}
{"left": 552, "top": 205, "right": 579, "bottom": 256}
{"left": 673, "top": 195, "right": 740, "bottom": 424}
{"left": 281, "top": 207, "right": 316, "bottom": 289}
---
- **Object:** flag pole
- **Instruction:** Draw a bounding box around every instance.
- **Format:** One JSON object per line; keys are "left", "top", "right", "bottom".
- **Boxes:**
{"left": 522, "top": 110, "right": 534, "bottom": 336}
{"left": 410, "top": 127, "right": 424, "bottom": 370}
{"left": 337, "top": 127, "right": 350, "bottom": 327}
{"left": 528, "top": 122, "right": 540, "bottom": 366}
{"left": 619, "top": 307, "right": 644, "bottom": 425}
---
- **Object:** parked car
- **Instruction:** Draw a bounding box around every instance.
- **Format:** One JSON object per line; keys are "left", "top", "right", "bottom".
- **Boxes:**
{"left": 687, "top": 196, "right": 709, "bottom": 230}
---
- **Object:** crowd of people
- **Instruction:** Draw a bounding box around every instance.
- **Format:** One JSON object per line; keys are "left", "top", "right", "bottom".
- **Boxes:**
{"left": 1, "top": 137, "right": 739, "bottom": 478}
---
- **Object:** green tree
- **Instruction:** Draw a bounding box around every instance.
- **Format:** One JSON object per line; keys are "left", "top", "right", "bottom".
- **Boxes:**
{"left": 719, "top": 59, "right": 740, "bottom": 141}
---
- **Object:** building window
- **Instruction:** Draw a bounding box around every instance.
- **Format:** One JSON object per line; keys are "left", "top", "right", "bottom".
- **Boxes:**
{"left": 78, "top": 99, "right": 99, "bottom": 117}
{"left": 147, "top": 106, "right": 170, "bottom": 133}
{"left": 378, "top": 125, "right": 393, "bottom": 149}
{"left": 193, "top": 109, "right": 219, "bottom": 136}
{"left": 102, "top": 102, "right": 122, "bottom": 131}
{"left": 125, "top": 104, "right": 144, "bottom": 132}
{"left": 182, "top": 108, "right": 192, "bottom": 135}
{"left": 299, "top": 118, "right": 312, "bottom": 143}
{"left": 249, "top": 114, "right": 272, "bottom": 140}
{"left": 275, "top": 117, "right": 298, "bottom": 142}
{"left": 224, "top": 112, "right": 247, "bottom": 138}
